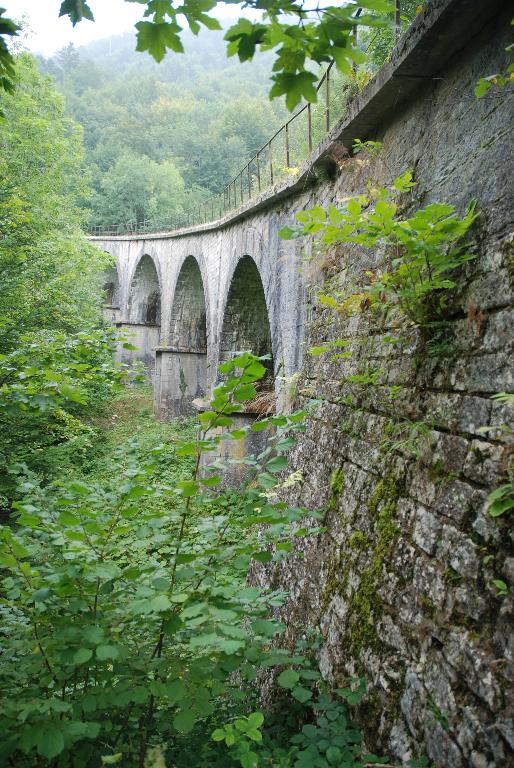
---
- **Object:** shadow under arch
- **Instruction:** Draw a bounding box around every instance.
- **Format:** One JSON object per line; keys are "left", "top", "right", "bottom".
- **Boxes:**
{"left": 102, "top": 261, "right": 122, "bottom": 324}
{"left": 127, "top": 253, "right": 162, "bottom": 326}
{"left": 206, "top": 255, "right": 274, "bottom": 486}
{"left": 219, "top": 254, "right": 273, "bottom": 385}
{"left": 155, "top": 255, "right": 209, "bottom": 419}
{"left": 120, "top": 253, "right": 162, "bottom": 380}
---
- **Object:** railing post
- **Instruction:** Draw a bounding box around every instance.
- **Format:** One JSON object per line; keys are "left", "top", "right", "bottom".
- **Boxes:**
{"left": 395, "top": 0, "right": 401, "bottom": 39}
{"left": 285, "top": 121, "right": 290, "bottom": 168}
{"left": 233, "top": 179, "right": 237, "bottom": 208}
{"left": 247, "top": 163, "right": 251, "bottom": 198}
{"left": 307, "top": 102, "right": 312, "bottom": 154}
{"left": 256, "top": 152, "right": 261, "bottom": 192}
{"left": 240, "top": 171, "right": 243, "bottom": 204}
{"left": 268, "top": 141, "right": 273, "bottom": 185}
{"left": 325, "top": 68, "right": 330, "bottom": 132}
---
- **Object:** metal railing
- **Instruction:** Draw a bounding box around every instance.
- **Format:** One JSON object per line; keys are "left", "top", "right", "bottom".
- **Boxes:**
{"left": 89, "top": 1, "right": 405, "bottom": 238}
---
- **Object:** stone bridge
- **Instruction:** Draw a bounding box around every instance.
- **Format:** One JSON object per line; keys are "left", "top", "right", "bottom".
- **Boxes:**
{"left": 96, "top": 213, "right": 304, "bottom": 420}
{"left": 91, "top": 1, "right": 514, "bottom": 764}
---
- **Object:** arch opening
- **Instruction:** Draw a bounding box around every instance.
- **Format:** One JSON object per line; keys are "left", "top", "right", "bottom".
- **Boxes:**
{"left": 220, "top": 255, "right": 273, "bottom": 370}
{"left": 205, "top": 255, "right": 274, "bottom": 485}
{"left": 155, "top": 256, "right": 207, "bottom": 419}
{"left": 128, "top": 254, "right": 161, "bottom": 326}
{"left": 170, "top": 256, "right": 207, "bottom": 352}
{"left": 103, "top": 265, "right": 121, "bottom": 308}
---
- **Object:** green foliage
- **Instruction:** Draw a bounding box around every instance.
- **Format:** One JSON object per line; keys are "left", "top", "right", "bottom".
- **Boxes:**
{"left": 486, "top": 393, "right": 514, "bottom": 519}
{"left": 0, "top": 329, "right": 123, "bottom": 506}
{"left": 39, "top": 32, "right": 287, "bottom": 228}
{"left": 381, "top": 417, "right": 433, "bottom": 460}
{"left": 487, "top": 483, "right": 514, "bottom": 517}
{"left": 0, "top": 54, "right": 120, "bottom": 510}
{"left": 59, "top": 0, "right": 94, "bottom": 25}
{"left": 92, "top": 153, "right": 186, "bottom": 229}
{"left": 212, "top": 712, "right": 264, "bottom": 768}
{"left": 281, "top": 155, "right": 478, "bottom": 326}
{"left": 0, "top": 353, "right": 319, "bottom": 766}
{"left": 359, "top": 0, "right": 424, "bottom": 70}
{"left": 0, "top": 54, "right": 107, "bottom": 349}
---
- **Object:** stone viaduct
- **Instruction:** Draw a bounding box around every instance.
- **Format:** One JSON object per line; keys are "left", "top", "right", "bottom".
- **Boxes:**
{"left": 91, "top": 1, "right": 513, "bottom": 765}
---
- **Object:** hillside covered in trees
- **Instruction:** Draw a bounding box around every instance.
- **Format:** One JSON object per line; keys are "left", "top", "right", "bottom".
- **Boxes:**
{"left": 37, "top": 30, "right": 288, "bottom": 230}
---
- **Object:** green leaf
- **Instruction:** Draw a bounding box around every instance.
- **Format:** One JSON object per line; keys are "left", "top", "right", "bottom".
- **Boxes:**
{"left": 33, "top": 587, "right": 52, "bottom": 603}
{"left": 251, "top": 419, "right": 270, "bottom": 432}
{"left": 96, "top": 644, "right": 120, "bottom": 661}
{"left": 266, "top": 455, "right": 287, "bottom": 473}
{"left": 326, "top": 746, "right": 342, "bottom": 765}
{"left": 135, "top": 20, "right": 184, "bottom": 62}
{"left": 201, "top": 474, "right": 222, "bottom": 487}
{"left": 240, "top": 752, "right": 258, "bottom": 768}
{"left": 37, "top": 730, "right": 65, "bottom": 759}
{"left": 475, "top": 76, "right": 493, "bottom": 98}
{"left": 252, "top": 550, "right": 272, "bottom": 563}
{"left": 257, "top": 472, "right": 278, "bottom": 489}
{"left": 234, "top": 383, "right": 257, "bottom": 402}
{"left": 165, "top": 678, "right": 186, "bottom": 702}
{"left": 176, "top": 480, "right": 199, "bottom": 497}
{"left": 59, "top": 0, "right": 94, "bottom": 26}
{"left": 173, "top": 708, "right": 196, "bottom": 733}
{"left": 74, "top": 647, "right": 93, "bottom": 664}
{"left": 277, "top": 669, "right": 299, "bottom": 689}
{"left": 150, "top": 594, "right": 172, "bottom": 612}
{"left": 101, "top": 755, "right": 123, "bottom": 765}
{"left": 247, "top": 711, "right": 264, "bottom": 728}
{"left": 270, "top": 71, "right": 318, "bottom": 111}
{"left": 292, "top": 685, "right": 312, "bottom": 702}
{"left": 309, "top": 345, "right": 331, "bottom": 356}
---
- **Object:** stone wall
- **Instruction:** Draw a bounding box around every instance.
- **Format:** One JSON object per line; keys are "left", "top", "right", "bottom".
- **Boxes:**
{"left": 253, "top": 5, "right": 514, "bottom": 766}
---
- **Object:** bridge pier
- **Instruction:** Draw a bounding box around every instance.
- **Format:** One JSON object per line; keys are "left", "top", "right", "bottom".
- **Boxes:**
{"left": 196, "top": 408, "right": 271, "bottom": 488}
{"left": 154, "top": 347, "right": 207, "bottom": 419}
{"left": 102, "top": 304, "right": 121, "bottom": 324}
{"left": 116, "top": 321, "right": 160, "bottom": 381}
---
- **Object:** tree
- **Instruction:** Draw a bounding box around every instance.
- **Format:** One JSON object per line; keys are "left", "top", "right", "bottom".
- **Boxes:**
{"left": 0, "top": 54, "right": 117, "bottom": 507}
{"left": 91, "top": 153, "right": 186, "bottom": 228}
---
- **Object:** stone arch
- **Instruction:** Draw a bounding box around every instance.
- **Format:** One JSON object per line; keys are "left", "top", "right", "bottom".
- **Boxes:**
{"left": 128, "top": 253, "right": 161, "bottom": 326}
{"left": 154, "top": 255, "right": 208, "bottom": 419}
{"left": 121, "top": 253, "right": 162, "bottom": 380}
{"left": 170, "top": 255, "right": 207, "bottom": 352}
{"left": 103, "top": 263, "right": 121, "bottom": 308}
{"left": 219, "top": 255, "right": 273, "bottom": 385}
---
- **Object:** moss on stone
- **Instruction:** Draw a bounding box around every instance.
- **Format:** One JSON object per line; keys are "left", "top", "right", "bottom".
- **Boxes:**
{"left": 348, "top": 530, "right": 371, "bottom": 551}
{"left": 321, "top": 554, "right": 344, "bottom": 613}
{"left": 420, "top": 595, "right": 436, "bottom": 619}
{"left": 345, "top": 474, "right": 402, "bottom": 661}
{"left": 327, "top": 467, "right": 345, "bottom": 510}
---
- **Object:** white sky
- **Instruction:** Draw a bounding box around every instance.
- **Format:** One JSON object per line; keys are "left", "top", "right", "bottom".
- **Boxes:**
{"left": 4, "top": 0, "right": 249, "bottom": 56}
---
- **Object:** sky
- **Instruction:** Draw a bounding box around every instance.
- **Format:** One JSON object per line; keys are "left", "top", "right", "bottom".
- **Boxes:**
{"left": 4, "top": 0, "right": 249, "bottom": 57}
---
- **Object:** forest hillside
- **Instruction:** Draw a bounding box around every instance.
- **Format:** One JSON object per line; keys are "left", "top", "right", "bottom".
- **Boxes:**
{"left": 37, "top": 29, "right": 288, "bottom": 229}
